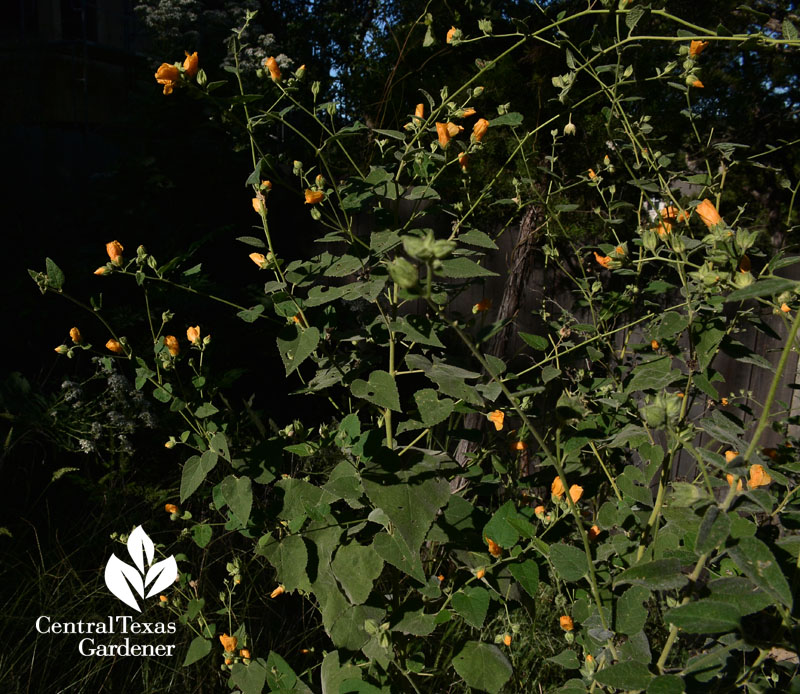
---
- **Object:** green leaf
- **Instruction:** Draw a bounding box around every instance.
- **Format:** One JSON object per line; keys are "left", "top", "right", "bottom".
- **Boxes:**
{"left": 625, "top": 5, "right": 646, "bottom": 31}
{"left": 392, "top": 315, "right": 445, "bottom": 348}
{"left": 194, "top": 403, "right": 219, "bottom": 418}
{"left": 437, "top": 257, "right": 499, "bottom": 278}
{"left": 519, "top": 332, "right": 549, "bottom": 351}
{"left": 331, "top": 543, "right": 384, "bottom": 605}
{"left": 627, "top": 356, "right": 680, "bottom": 392}
{"left": 45, "top": 257, "right": 65, "bottom": 290}
{"left": 321, "top": 651, "right": 363, "bottom": 694}
{"left": 550, "top": 544, "right": 587, "bottom": 582}
{"left": 210, "top": 432, "right": 231, "bottom": 462}
{"left": 694, "top": 506, "right": 731, "bottom": 554}
{"left": 414, "top": 388, "right": 454, "bottom": 426}
{"left": 489, "top": 112, "right": 523, "bottom": 127}
{"left": 259, "top": 533, "right": 311, "bottom": 592}
{"left": 372, "top": 532, "right": 425, "bottom": 582}
{"left": 664, "top": 599, "right": 741, "bottom": 633}
{"left": 230, "top": 659, "right": 267, "bottom": 694}
{"left": 728, "top": 536, "right": 793, "bottom": 608}
{"left": 191, "top": 523, "right": 213, "bottom": 548}
{"left": 509, "top": 560, "right": 539, "bottom": 599}
{"left": 182, "top": 636, "right": 211, "bottom": 666}
{"left": 237, "top": 305, "right": 265, "bottom": 322}
{"left": 725, "top": 277, "right": 797, "bottom": 302}
{"left": 646, "top": 675, "right": 685, "bottom": 694}
{"left": 221, "top": 475, "right": 253, "bottom": 527}
{"left": 458, "top": 230, "right": 498, "bottom": 249}
{"left": 783, "top": 18, "right": 799, "bottom": 40}
{"left": 452, "top": 641, "right": 513, "bottom": 694}
{"left": 656, "top": 312, "right": 689, "bottom": 339}
{"left": 180, "top": 450, "right": 218, "bottom": 502}
{"left": 483, "top": 501, "right": 521, "bottom": 548}
{"left": 617, "top": 585, "right": 651, "bottom": 635}
{"left": 593, "top": 661, "right": 653, "bottom": 690}
{"left": 548, "top": 649, "right": 580, "bottom": 669}
{"left": 614, "top": 558, "right": 688, "bottom": 591}
{"left": 277, "top": 325, "right": 321, "bottom": 376}
{"left": 351, "top": 370, "right": 401, "bottom": 411}
{"left": 392, "top": 608, "right": 436, "bottom": 636}
{"left": 453, "top": 586, "right": 490, "bottom": 628}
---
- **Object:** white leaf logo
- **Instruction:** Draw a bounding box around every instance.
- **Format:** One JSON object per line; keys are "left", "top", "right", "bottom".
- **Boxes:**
{"left": 104, "top": 525, "right": 178, "bottom": 611}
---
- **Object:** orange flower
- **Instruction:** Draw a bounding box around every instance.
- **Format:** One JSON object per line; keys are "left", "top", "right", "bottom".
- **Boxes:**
{"left": 488, "top": 410, "right": 505, "bottom": 431}
{"left": 446, "top": 26, "right": 457, "bottom": 43}
{"left": 415, "top": 103, "right": 425, "bottom": 120}
{"left": 725, "top": 450, "right": 738, "bottom": 463}
{"left": 436, "top": 122, "right": 451, "bottom": 148}
{"left": 304, "top": 189, "right": 324, "bottom": 205}
{"left": 594, "top": 251, "right": 612, "bottom": 269}
{"left": 569, "top": 484, "right": 583, "bottom": 503}
{"left": 696, "top": 199, "right": 722, "bottom": 228}
{"left": 692, "top": 80, "right": 704, "bottom": 88}
{"left": 551, "top": 476, "right": 565, "bottom": 499}
{"left": 473, "top": 118, "right": 489, "bottom": 142}
{"left": 106, "top": 339, "right": 123, "bottom": 354}
{"left": 219, "top": 634, "right": 238, "bottom": 652}
{"left": 726, "top": 473, "right": 744, "bottom": 492}
{"left": 183, "top": 51, "right": 199, "bottom": 78}
{"left": 739, "top": 255, "right": 751, "bottom": 273}
{"left": 485, "top": 536, "right": 502, "bottom": 557}
{"left": 54, "top": 345, "right": 68, "bottom": 355}
{"left": 781, "top": 303, "right": 791, "bottom": 313}
{"left": 503, "top": 633, "right": 512, "bottom": 646}
{"left": 291, "top": 313, "right": 303, "bottom": 325}
{"left": 159, "top": 595, "right": 168, "bottom": 602}
{"left": 70, "top": 327, "right": 82, "bottom": 344}
{"left": 249, "top": 252, "right": 266, "bottom": 267}
{"left": 240, "top": 649, "right": 251, "bottom": 659}
{"left": 721, "top": 397, "right": 729, "bottom": 406}
{"left": 615, "top": 246, "right": 625, "bottom": 256}
{"left": 588, "top": 168, "right": 597, "bottom": 180}
{"left": 534, "top": 505, "right": 546, "bottom": 518}
{"left": 588, "top": 525, "right": 601, "bottom": 540}
{"left": 651, "top": 340, "right": 659, "bottom": 350}
{"left": 164, "top": 503, "right": 179, "bottom": 514}
{"left": 762, "top": 447, "right": 778, "bottom": 460}
{"left": 265, "top": 56, "right": 281, "bottom": 82}
{"left": 437, "top": 574, "right": 445, "bottom": 582}
{"left": 252, "top": 196, "right": 265, "bottom": 214}
{"left": 475, "top": 568, "right": 485, "bottom": 579}
{"left": 270, "top": 585, "right": 285, "bottom": 598}
{"left": 164, "top": 335, "right": 180, "bottom": 356}
{"left": 458, "top": 152, "right": 469, "bottom": 172}
{"left": 559, "top": 615, "right": 574, "bottom": 632}
{"left": 677, "top": 209, "right": 691, "bottom": 223}
{"left": 446, "top": 122, "right": 463, "bottom": 138}
{"left": 689, "top": 40, "right": 709, "bottom": 57}
{"left": 154, "top": 63, "right": 180, "bottom": 95}
{"left": 106, "top": 240, "right": 124, "bottom": 264}
{"left": 225, "top": 658, "right": 233, "bottom": 665}
{"left": 510, "top": 440, "right": 527, "bottom": 451}
{"left": 655, "top": 220, "right": 673, "bottom": 238}
{"left": 186, "top": 326, "right": 200, "bottom": 344}
{"left": 661, "top": 206, "right": 679, "bottom": 221}
{"left": 747, "top": 464, "right": 771, "bottom": 489}
{"left": 94, "top": 267, "right": 107, "bottom": 275}
{"left": 473, "top": 299, "right": 492, "bottom": 313}
{"left": 461, "top": 107, "right": 476, "bottom": 118}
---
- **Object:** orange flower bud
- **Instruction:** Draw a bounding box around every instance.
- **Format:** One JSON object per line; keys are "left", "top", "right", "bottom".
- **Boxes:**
{"left": 488, "top": 410, "right": 505, "bottom": 431}
{"left": 473, "top": 299, "right": 492, "bottom": 313}
{"left": 270, "top": 585, "right": 285, "bottom": 598}
{"left": 725, "top": 450, "right": 738, "bottom": 463}
{"left": 510, "top": 440, "right": 527, "bottom": 451}
{"left": 261, "top": 180, "right": 272, "bottom": 191}
{"left": 446, "top": 26, "right": 457, "bottom": 44}
{"left": 164, "top": 335, "right": 180, "bottom": 356}
{"left": 472, "top": 118, "right": 489, "bottom": 142}
{"left": 94, "top": 266, "right": 107, "bottom": 275}
{"left": 70, "top": 327, "right": 82, "bottom": 344}
{"left": 534, "top": 505, "right": 546, "bottom": 518}
{"left": 54, "top": 345, "right": 68, "bottom": 355}
{"left": 446, "top": 122, "right": 463, "bottom": 138}
{"left": 559, "top": 615, "right": 574, "bottom": 632}
{"left": 615, "top": 246, "right": 625, "bottom": 256}
{"left": 252, "top": 196, "right": 265, "bottom": 214}
{"left": 781, "top": 303, "right": 791, "bottom": 313}
{"left": 485, "top": 536, "right": 502, "bottom": 557}
{"left": 651, "top": 340, "right": 659, "bottom": 350}
{"left": 159, "top": 595, "right": 168, "bottom": 602}
{"left": 726, "top": 473, "right": 744, "bottom": 492}
{"left": 437, "top": 574, "right": 445, "bottom": 582}
{"left": 689, "top": 40, "right": 709, "bottom": 57}
{"left": 594, "top": 251, "right": 612, "bottom": 269}
{"left": 747, "top": 464, "right": 771, "bottom": 489}
{"left": 219, "top": 633, "right": 237, "bottom": 652}
{"left": 225, "top": 658, "right": 233, "bottom": 665}
{"left": 183, "top": 51, "right": 199, "bottom": 78}
{"left": 461, "top": 107, "right": 476, "bottom": 118}
{"left": 588, "top": 168, "right": 597, "bottom": 180}
{"left": 435, "top": 122, "right": 451, "bottom": 148}
{"left": 165, "top": 503, "right": 179, "bottom": 514}
{"left": 655, "top": 221, "right": 672, "bottom": 238}
{"left": 721, "top": 397, "right": 729, "bottom": 406}
{"left": 475, "top": 568, "right": 485, "bottom": 579}
{"left": 503, "top": 633, "right": 512, "bottom": 646}
{"left": 249, "top": 252, "right": 266, "bottom": 267}
{"left": 265, "top": 56, "right": 281, "bottom": 82}
{"left": 187, "top": 326, "right": 201, "bottom": 344}
{"left": 106, "top": 339, "right": 124, "bottom": 354}
{"left": 305, "top": 189, "right": 324, "bottom": 205}
{"left": 239, "top": 649, "right": 251, "bottom": 659}
{"left": 569, "top": 484, "right": 583, "bottom": 503}
{"left": 415, "top": 103, "right": 425, "bottom": 120}
{"left": 551, "top": 476, "right": 565, "bottom": 499}
{"left": 588, "top": 525, "right": 601, "bottom": 540}
{"left": 106, "top": 240, "right": 124, "bottom": 264}
{"left": 154, "top": 63, "right": 180, "bottom": 95}
{"left": 458, "top": 152, "right": 469, "bottom": 172}
{"left": 692, "top": 79, "right": 704, "bottom": 88}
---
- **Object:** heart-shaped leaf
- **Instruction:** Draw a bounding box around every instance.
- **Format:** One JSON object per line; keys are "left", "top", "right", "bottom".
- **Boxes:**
{"left": 221, "top": 475, "right": 253, "bottom": 527}
{"left": 350, "top": 370, "right": 401, "bottom": 411}
{"left": 414, "top": 388, "right": 454, "bottom": 426}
